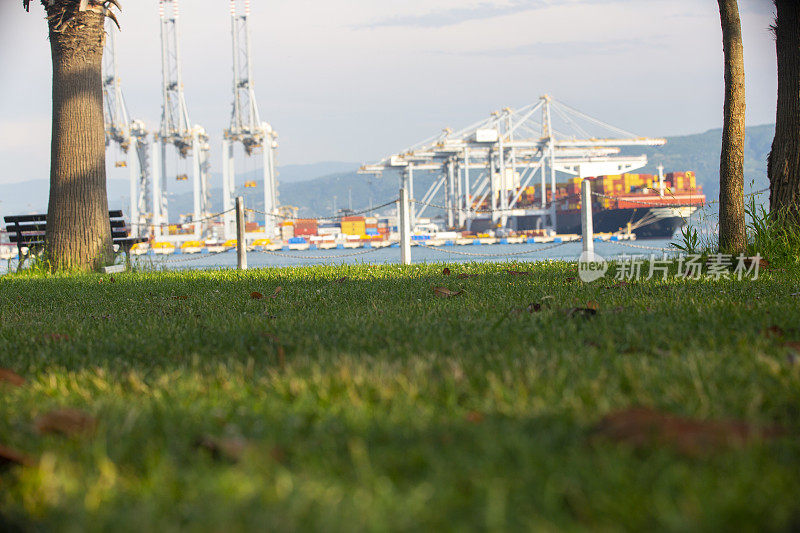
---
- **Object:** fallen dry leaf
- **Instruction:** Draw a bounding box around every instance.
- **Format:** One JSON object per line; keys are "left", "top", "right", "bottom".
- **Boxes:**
{"left": 196, "top": 435, "right": 248, "bottom": 462}
{"left": 457, "top": 273, "right": 478, "bottom": 280}
{"left": 742, "top": 256, "right": 770, "bottom": 271}
{"left": 567, "top": 307, "right": 597, "bottom": 318}
{"left": 433, "top": 287, "right": 464, "bottom": 298}
{"left": 35, "top": 409, "right": 97, "bottom": 437}
{"left": 592, "top": 407, "right": 785, "bottom": 457}
{"left": 764, "top": 325, "right": 786, "bottom": 339}
{"left": 586, "top": 301, "right": 600, "bottom": 311}
{"left": 0, "top": 445, "right": 33, "bottom": 469}
{"left": 0, "top": 368, "right": 25, "bottom": 387}
{"left": 43, "top": 333, "right": 70, "bottom": 342}
{"left": 269, "top": 287, "right": 283, "bottom": 299}
{"left": 443, "top": 267, "right": 451, "bottom": 276}
{"left": 276, "top": 345, "right": 286, "bottom": 367}
{"left": 785, "top": 342, "right": 800, "bottom": 365}
{"left": 505, "top": 269, "right": 531, "bottom": 276}
{"left": 466, "top": 411, "right": 484, "bottom": 424}
{"left": 260, "top": 333, "right": 286, "bottom": 367}
{"left": 250, "top": 291, "right": 264, "bottom": 300}
{"left": 786, "top": 341, "right": 800, "bottom": 353}
{"left": 270, "top": 445, "right": 287, "bottom": 463}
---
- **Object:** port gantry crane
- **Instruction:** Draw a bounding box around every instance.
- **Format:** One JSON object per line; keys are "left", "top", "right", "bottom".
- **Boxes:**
{"left": 102, "top": 18, "right": 151, "bottom": 239}
{"left": 155, "top": 0, "right": 212, "bottom": 239}
{"left": 360, "top": 95, "right": 666, "bottom": 232}
{"left": 222, "top": 0, "right": 279, "bottom": 241}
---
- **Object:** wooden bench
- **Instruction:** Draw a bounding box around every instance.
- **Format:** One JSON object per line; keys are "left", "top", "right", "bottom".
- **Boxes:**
{"left": 3, "top": 210, "right": 147, "bottom": 264}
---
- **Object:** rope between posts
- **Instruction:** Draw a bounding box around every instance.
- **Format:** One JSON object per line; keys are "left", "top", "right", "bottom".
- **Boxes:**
{"left": 252, "top": 246, "right": 384, "bottom": 260}
{"left": 417, "top": 241, "right": 568, "bottom": 258}
{"left": 141, "top": 208, "right": 235, "bottom": 229}
{"left": 142, "top": 249, "right": 234, "bottom": 264}
{"left": 412, "top": 198, "right": 563, "bottom": 214}
{"left": 246, "top": 200, "right": 399, "bottom": 221}
{"left": 609, "top": 241, "right": 676, "bottom": 252}
{"left": 590, "top": 188, "right": 769, "bottom": 209}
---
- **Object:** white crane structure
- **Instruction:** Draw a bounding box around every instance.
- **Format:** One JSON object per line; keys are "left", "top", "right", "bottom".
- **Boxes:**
{"left": 155, "top": 0, "right": 212, "bottom": 239}
{"left": 222, "top": 0, "right": 279, "bottom": 240}
{"left": 360, "top": 95, "right": 667, "bottom": 232}
{"left": 102, "top": 19, "right": 151, "bottom": 238}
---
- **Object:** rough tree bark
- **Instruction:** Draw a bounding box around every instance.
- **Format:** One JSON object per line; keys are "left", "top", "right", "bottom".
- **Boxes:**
{"left": 717, "top": 0, "right": 747, "bottom": 254}
{"left": 43, "top": 2, "right": 114, "bottom": 271}
{"left": 768, "top": 0, "right": 800, "bottom": 224}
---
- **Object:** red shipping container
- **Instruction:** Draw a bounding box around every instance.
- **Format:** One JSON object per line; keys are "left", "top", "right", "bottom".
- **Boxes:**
{"left": 294, "top": 219, "right": 318, "bottom": 236}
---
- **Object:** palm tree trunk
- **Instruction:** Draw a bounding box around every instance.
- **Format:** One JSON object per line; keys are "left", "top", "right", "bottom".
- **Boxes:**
{"left": 717, "top": 0, "right": 747, "bottom": 254}
{"left": 45, "top": 6, "right": 113, "bottom": 271}
{"left": 768, "top": 0, "right": 800, "bottom": 224}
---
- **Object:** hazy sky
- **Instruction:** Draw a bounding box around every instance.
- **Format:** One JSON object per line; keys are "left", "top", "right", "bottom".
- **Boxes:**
{"left": 0, "top": 0, "right": 779, "bottom": 187}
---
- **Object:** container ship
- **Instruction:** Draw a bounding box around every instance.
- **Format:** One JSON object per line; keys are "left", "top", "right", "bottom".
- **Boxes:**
{"left": 472, "top": 171, "right": 705, "bottom": 239}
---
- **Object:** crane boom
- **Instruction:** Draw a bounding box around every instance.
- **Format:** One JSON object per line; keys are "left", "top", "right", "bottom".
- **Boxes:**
{"left": 102, "top": 19, "right": 151, "bottom": 239}
{"left": 156, "top": 0, "right": 211, "bottom": 239}
{"left": 222, "top": 0, "right": 279, "bottom": 240}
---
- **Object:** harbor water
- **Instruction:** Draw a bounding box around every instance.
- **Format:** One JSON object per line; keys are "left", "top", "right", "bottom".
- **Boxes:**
{"left": 1, "top": 239, "right": 677, "bottom": 274}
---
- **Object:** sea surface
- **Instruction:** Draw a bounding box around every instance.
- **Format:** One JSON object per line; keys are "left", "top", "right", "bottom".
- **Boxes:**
{"left": 2, "top": 239, "right": 679, "bottom": 275}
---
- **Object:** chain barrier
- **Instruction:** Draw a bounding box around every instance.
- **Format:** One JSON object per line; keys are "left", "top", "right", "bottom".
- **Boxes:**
{"left": 417, "top": 241, "right": 568, "bottom": 258}
{"left": 138, "top": 248, "right": 234, "bottom": 265}
{"left": 246, "top": 200, "right": 399, "bottom": 222}
{"left": 411, "top": 197, "right": 564, "bottom": 215}
{"left": 140, "top": 208, "right": 235, "bottom": 230}
{"left": 590, "top": 188, "right": 769, "bottom": 209}
{"left": 607, "top": 241, "right": 676, "bottom": 252}
{"left": 252, "top": 246, "right": 385, "bottom": 260}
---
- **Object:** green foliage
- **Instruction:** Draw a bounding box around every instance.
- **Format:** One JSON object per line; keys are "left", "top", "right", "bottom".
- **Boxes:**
{"left": 1, "top": 263, "right": 799, "bottom": 530}
{"left": 671, "top": 225, "right": 701, "bottom": 254}
{"left": 746, "top": 195, "right": 800, "bottom": 270}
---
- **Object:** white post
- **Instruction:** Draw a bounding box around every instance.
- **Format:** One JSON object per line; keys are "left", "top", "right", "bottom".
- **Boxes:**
{"left": 399, "top": 188, "right": 411, "bottom": 266}
{"left": 191, "top": 133, "right": 202, "bottom": 238}
{"left": 447, "top": 161, "right": 456, "bottom": 229}
{"left": 236, "top": 196, "right": 247, "bottom": 270}
{"left": 464, "top": 147, "right": 471, "bottom": 219}
{"left": 263, "top": 130, "right": 277, "bottom": 239}
{"left": 222, "top": 139, "right": 235, "bottom": 240}
{"left": 408, "top": 165, "right": 416, "bottom": 229}
{"left": 498, "top": 134, "right": 507, "bottom": 228}
{"left": 658, "top": 163, "right": 665, "bottom": 197}
{"left": 456, "top": 162, "right": 464, "bottom": 228}
{"left": 152, "top": 140, "right": 162, "bottom": 239}
{"left": 549, "top": 140, "right": 558, "bottom": 231}
{"left": 129, "top": 148, "right": 139, "bottom": 238}
{"left": 489, "top": 152, "right": 498, "bottom": 223}
{"left": 581, "top": 178, "right": 594, "bottom": 257}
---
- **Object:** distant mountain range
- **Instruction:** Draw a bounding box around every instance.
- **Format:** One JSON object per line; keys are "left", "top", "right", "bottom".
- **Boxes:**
{"left": 620, "top": 123, "right": 773, "bottom": 202}
{"left": 1, "top": 124, "right": 775, "bottom": 221}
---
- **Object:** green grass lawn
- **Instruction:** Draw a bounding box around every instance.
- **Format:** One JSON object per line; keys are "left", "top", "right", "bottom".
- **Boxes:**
{"left": 1, "top": 262, "right": 799, "bottom": 531}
